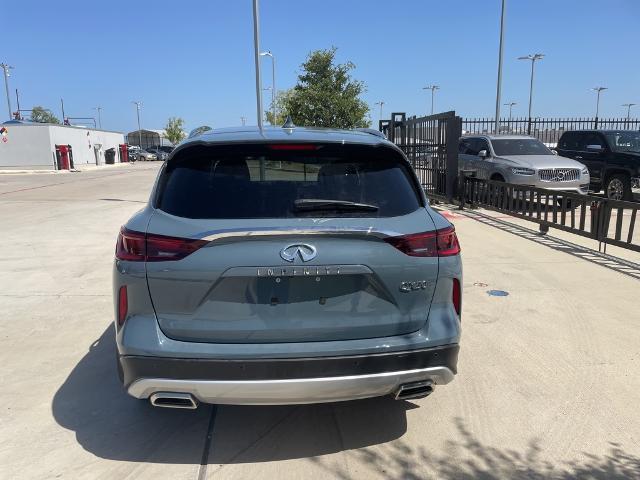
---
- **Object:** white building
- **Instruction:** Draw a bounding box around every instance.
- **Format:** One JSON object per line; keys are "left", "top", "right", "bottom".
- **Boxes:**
{"left": 0, "top": 121, "right": 125, "bottom": 170}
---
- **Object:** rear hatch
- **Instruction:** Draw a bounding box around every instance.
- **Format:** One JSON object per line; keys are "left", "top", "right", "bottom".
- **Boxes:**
{"left": 144, "top": 142, "right": 440, "bottom": 343}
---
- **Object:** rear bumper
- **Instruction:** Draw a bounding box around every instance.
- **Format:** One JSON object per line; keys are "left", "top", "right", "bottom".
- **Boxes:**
{"left": 120, "top": 344, "right": 459, "bottom": 405}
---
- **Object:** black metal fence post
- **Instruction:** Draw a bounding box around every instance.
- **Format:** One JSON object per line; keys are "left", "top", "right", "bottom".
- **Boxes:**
{"left": 446, "top": 115, "right": 462, "bottom": 202}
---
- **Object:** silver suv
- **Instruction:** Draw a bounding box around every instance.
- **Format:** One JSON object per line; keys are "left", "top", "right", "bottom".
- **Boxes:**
{"left": 113, "top": 126, "right": 462, "bottom": 408}
{"left": 459, "top": 135, "right": 590, "bottom": 194}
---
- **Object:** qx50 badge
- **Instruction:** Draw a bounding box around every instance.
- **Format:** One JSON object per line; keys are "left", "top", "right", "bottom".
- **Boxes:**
{"left": 280, "top": 243, "right": 317, "bottom": 263}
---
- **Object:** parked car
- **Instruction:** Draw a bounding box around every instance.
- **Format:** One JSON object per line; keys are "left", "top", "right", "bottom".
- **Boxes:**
{"left": 556, "top": 130, "right": 640, "bottom": 201}
{"left": 127, "top": 145, "right": 140, "bottom": 161}
{"left": 114, "top": 126, "right": 462, "bottom": 408}
{"left": 136, "top": 149, "right": 158, "bottom": 161}
{"left": 148, "top": 145, "right": 175, "bottom": 155}
{"left": 145, "top": 147, "right": 169, "bottom": 161}
{"left": 458, "top": 135, "right": 589, "bottom": 194}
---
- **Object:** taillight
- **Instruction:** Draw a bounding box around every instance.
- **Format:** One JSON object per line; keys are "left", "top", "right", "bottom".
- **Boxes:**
{"left": 118, "top": 285, "right": 128, "bottom": 326}
{"left": 116, "top": 228, "right": 145, "bottom": 261}
{"left": 146, "top": 233, "right": 207, "bottom": 261}
{"left": 384, "top": 226, "right": 461, "bottom": 257}
{"left": 115, "top": 227, "right": 207, "bottom": 262}
{"left": 267, "top": 144, "right": 318, "bottom": 150}
{"left": 452, "top": 278, "right": 461, "bottom": 316}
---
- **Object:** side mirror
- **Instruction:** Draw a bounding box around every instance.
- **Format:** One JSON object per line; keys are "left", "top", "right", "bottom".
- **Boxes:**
{"left": 586, "top": 144, "right": 604, "bottom": 152}
{"left": 477, "top": 149, "right": 489, "bottom": 158}
{"left": 550, "top": 149, "right": 558, "bottom": 155}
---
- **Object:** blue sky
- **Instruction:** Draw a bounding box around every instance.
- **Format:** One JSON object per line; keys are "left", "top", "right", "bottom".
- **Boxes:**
{"left": 5, "top": 0, "right": 639, "bottom": 132}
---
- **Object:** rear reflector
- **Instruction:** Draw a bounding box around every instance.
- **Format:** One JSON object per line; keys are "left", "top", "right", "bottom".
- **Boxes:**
{"left": 452, "top": 278, "right": 461, "bottom": 316}
{"left": 115, "top": 227, "right": 207, "bottom": 262}
{"left": 267, "top": 144, "right": 318, "bottom": 151}
{"left": 384, "top": 226, "right": 461, "bottom": 257}
{"left": 118, "top": 285, "right": 128, "bottom": 326}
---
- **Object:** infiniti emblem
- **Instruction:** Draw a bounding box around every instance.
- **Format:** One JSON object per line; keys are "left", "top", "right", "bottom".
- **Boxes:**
{"left": 280, "top": 244, "right": 317, "bottom": 263}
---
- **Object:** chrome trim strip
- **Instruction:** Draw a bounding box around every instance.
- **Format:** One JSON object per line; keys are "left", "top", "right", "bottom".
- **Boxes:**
{"left": 199, "top": 226, "right": 401, "bottom": 243}
{"left": 128, "top": 366, "right": 454, "bottom": 405}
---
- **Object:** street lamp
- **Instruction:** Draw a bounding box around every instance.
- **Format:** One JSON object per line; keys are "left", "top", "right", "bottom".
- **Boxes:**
{"left": 503, "top": 101, "right": 517, "bottom": 120}
{"left": 494, "top": 0, "right": 506, "bottom": 134}
{"left": 518, "top": 53, "right": 544, "bottom": 134}
{"left": 374, "top": 101, "right": 385, "bottom": 123}
{"left": 1, "top": 63, "right": 14, "bottom": 120}
{"left": 93, "top": 106, "right": 103, "bottom": 129}
{"left": 591, "top": 87, "right": 607, "bottom": 126}
{"left": 622, "top": 103, "right": 636, "bottom": 121}
{"left": 132, "top": 101, "right": 143, "bottom": 148}
{"left": 422, "top": 85, "right": 440, "bottom": 115}
{"left": 260, "top": 50, "right": 276, "bottom": 124}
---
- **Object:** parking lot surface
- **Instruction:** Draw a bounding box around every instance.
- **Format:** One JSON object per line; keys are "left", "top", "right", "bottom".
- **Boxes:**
{"left": 1, "top": 163, "right": 639, "bottom": 479}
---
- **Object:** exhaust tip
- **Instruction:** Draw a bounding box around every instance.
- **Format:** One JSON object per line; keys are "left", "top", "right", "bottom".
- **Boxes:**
{"left": 150, "top": 392, "right": 199, "bottom": 409}
{"left": 394, "top": 380, "right": 434, "bottom": 401}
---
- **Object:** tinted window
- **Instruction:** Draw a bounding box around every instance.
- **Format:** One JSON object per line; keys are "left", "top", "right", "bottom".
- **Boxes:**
{"left": 559, "top": 132, "right": 580, "bottom": 150}
{"left": 578, "top": 133, "right": 604, "bottom": 151}
{"left": 491, "top": 139, "right": 552, "bottom": 156}
{"left": 459, "top": 138, "right": 474, "bottom": 154}
{"left": 156, "top": 143, "right": 422, "bottom": 219}
{"left": 476, "top": 139, "right": 490, "bottom": 155}
{"left": 460, "top": 138, "right": 480, "bottom": 155}
{"left": 604, "top": 132, "right": 640, "bottom": 153}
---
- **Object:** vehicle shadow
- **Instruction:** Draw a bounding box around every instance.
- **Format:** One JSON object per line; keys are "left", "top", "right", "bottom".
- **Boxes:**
{"left": 51, "top": 325, "right": 412, "bottom": 464}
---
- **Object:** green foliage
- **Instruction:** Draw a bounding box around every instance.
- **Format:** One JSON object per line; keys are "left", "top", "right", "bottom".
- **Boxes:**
{"left": 277, "top": 47, "right": 370, "bottom": 128}
{"left": 31, "top": 106, "right": 60, "bottom": 124}
{"left": 265, "top": 89, "right": 294, "bottom": 126}
{"left": 164, "top": 117, "right": 186, "bottom": 145}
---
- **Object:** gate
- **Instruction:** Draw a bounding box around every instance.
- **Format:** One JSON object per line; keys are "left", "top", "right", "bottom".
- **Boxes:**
{"left": 380, "top": 111, "right": 462, "bottom": 201}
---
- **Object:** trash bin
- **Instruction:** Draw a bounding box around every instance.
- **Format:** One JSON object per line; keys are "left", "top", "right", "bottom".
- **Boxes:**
{"left": 105, "top": 148, "right": 116, "bottom": 165}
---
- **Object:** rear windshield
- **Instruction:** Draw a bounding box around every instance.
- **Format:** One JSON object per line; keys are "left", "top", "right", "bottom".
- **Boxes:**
{"left": 155, "top": 143, "right": 422, "bottom": 219}
{"left": 491, "top": 138, "right": 552, "bottom": 156}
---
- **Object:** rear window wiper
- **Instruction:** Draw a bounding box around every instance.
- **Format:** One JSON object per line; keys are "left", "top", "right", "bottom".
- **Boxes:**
{"left": 293, "top": 199, "right": 379, "bottom": 212}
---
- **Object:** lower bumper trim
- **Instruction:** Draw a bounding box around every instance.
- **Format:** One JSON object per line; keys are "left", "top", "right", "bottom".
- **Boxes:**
{"left": 128, "top": 366, "right": 454, "bottom": 405}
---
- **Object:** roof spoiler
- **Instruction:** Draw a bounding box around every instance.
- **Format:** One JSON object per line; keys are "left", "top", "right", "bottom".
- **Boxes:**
{"left": 356, "top": 128, "right": 387, "bottom": 139}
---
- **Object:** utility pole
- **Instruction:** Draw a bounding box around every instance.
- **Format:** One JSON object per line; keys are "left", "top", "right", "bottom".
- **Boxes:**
{"left": 252, "top": 0, "right": 263, "bottom": 131}
{"left": 518, "top": 53, "right": 544, "bottom": 134}
{"left": 494, "top": 0, "right": 506, "bottom": 134}
{"left": 132, "top": 101, "right": 143, "bottom": 148}
{"left": 374, "top": 101, "right": 385, "bottom": 123}
{"left": 622, "top": 103, "right": 636, "bottom": 121}
{"left": 61, "top": 98, "right": 66, "bottom": 124}
{"left": 1, "top": 63, "right": 14, "bottom": 120}
{"left": 15, "top": 89, "right": 20, "bottom": 119}
{"left": 422, "top": 85, "right": 440, "bottom": 115}
{"left": 94, "top": 106, "right": 103, "bottom": 129}
{"left": 260, "top": 51, "right": 276, "bottom": 124}
{"left": 504, "top": 101, "right": 517, "bottom": 120}
{"left": 591, "top": 87, "right": 607, "bottom": 128}
{"left": 240, "top": 116, "right": 246, "bottom": 126}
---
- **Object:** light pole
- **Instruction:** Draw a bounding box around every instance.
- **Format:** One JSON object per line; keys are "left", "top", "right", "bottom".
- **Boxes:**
{"left": 504, "top": 101, "right": 517, "bottom": 120}
{"left": 494, "top": 0, "right": 506, "bottom": 134}
{"left": 252, "top": 0, "right": 264, "bottom": 131}
{"left": 591, "top": 87, "right": 607, "bottom": 127}
{"left": 260, "top": 50, "right": 276, "bottom": 124}
{"left": 132, "top": 101, "right": 142, "bottom": 148}
{"left": 240, "top": 116, "right": 246, "bottom": 126}
{"left": 622, "top": 103, "right": 635, "bottom": 121}
{"left": 374, "top": 101, "right": 385, "bottom": 123}
{"left": 422, "top": 85, "right": 439, "bottom": 115}
{"left": 1, "top": 63, "right": 14, "bottom": 120}
{"left": 94, "top": 106, "right": 103, "bottom": 129}
{"left": 518, "top": 53, "right": 544, "bottom": 134}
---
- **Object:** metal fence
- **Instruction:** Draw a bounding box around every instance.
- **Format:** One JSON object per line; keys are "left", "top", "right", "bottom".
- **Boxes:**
{"left": 459, "top": 176, "right": 640, "bottom": 253}
{"left": 463, "top": 117, "right": 640, "bottom": 144}
{"left": 380, "top": 111, "right": 461, "bottom": 200}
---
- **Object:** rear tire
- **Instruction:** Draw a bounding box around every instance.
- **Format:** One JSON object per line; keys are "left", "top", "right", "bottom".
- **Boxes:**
{"left": 605, "top": 174, "right": 632, "bottom": 201}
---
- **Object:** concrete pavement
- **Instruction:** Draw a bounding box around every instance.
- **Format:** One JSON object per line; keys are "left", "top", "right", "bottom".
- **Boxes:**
{"left": 1, "top": 164, "right": 639, "bottom": 479}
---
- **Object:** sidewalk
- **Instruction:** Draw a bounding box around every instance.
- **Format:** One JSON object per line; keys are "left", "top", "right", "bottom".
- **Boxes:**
{"left": 0, "top": 161, "right": 139, "bottom": 175}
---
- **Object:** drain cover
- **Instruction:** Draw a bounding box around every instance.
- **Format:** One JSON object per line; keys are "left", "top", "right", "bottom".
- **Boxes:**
{"left": 487, "top": 290, "right": 509, "bottom": 297}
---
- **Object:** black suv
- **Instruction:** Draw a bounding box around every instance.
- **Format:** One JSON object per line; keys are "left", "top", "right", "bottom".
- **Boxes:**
{"left": 556, "top": 130, "right": 640, "bottom": 200}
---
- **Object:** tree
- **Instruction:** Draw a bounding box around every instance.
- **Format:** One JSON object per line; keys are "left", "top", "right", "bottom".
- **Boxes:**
{"left": 276, "top": 47, "right": 370, "bottom": 128}
{"left": 265, "top": 89, "right": 294, "bottom": 126}
{"left": 31, "top": 106, "right": 60, "bottom": 124}
{"left": 164, "top": 117, "right": 186, "bottom": 145}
